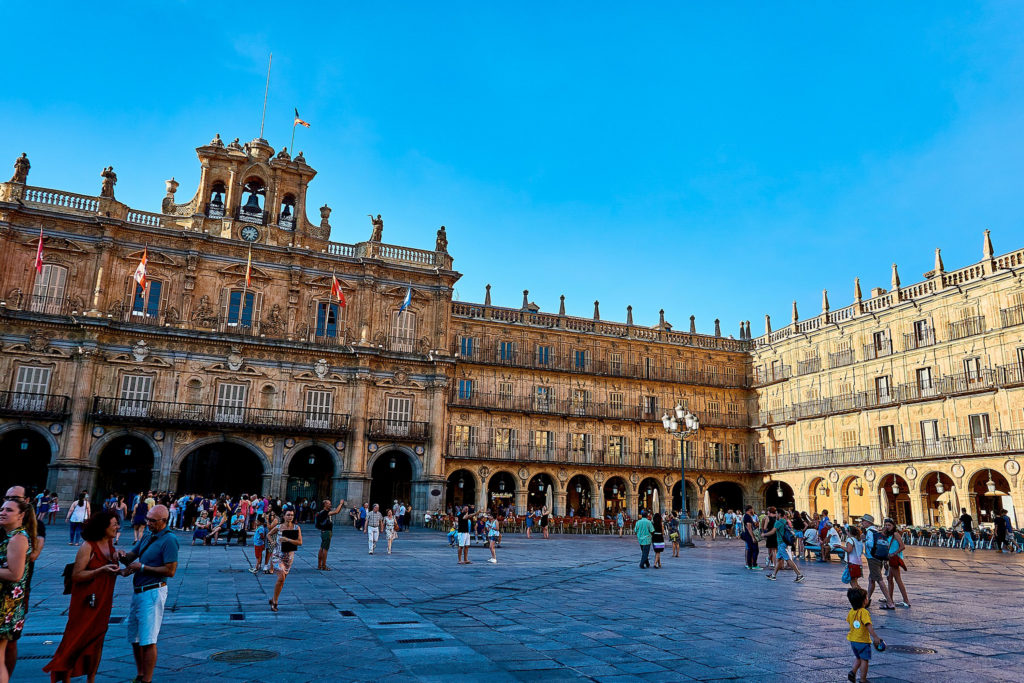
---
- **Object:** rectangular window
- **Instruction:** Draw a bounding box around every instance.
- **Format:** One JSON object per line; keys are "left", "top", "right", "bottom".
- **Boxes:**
{"left": 573, "top": 349, "right": 588, "bottom": 371}
{"left": 916, "top": 367, "right": 934, "bottom": 392}
{"left": 675, "top": 361, "right": 685, "bottom": 381}
{"left": 118, "top": 374, "right": 153, "bottom": 416}
{"left": 458, "top": 336, "right": 475, "bottom": 358}
{"left": 643, "top": 438, "right": 658, "bottom": 459}
{"left": 385, "top": 396, "right": 412, "bottom": 436}
{"left": 875, "top": 375, "right": 892, "bottom": 401}
{"left": 729, "top": 443, "right": 742, "bottom": 461}
{"left": 453, "top": 424, "right": 475, "bottom": 446}
{"left": 570, "top": 389, "right": 588, "bottom": 415}
{"left": 706, "top": 401, "right": 720, "bottom": 414}
{"left": 131, "top": 280, "right": 162, "bottom": 318}
{"left": 226, "top": 291, "right": 258, "bottom": 327}
{"left": 499, "top": 340, "right": 516, "bottom": 362}
{"left": 390, "top": 311, "right": 416, "bottom": 352}
{"left": 535, "top": 345, "right": 550, "bottom": 366}
{"left": 913, "top": 320, "right": 931, "bottom": 343}
{"left": 643, "top": 395, "right": 657, "bottom": 416}
{"left": 920, "top": 419, "right": 939, "bottom": 443}
{"left": 30, "top": 264, "right": 68, "bottom": 313}
{"left": 534, "top": 386, "right": 551, "bottom": 411}
{"left": 878, "top": 425, "right": 896, "bottom": 448}
{"left": 13, "top": 366, "right": 51, "bottom": 411}
{"left": 457, "top": 379, "right": 474, "bottom": 400}
{"left": 304, "top": 390, "right": 333, "bottom": 428}
{"left": 644, "top": 357, "right": 655, "bottom": 379}
{"left": 498, "top": 382, "right": 513, "bottom": 407}
{"left": 709, "top": 442, "right": 723, "bottom": 458}
{"left": 532, "top": 430, "right": 553, "bottom": 456}
{"left": 607, "top": 435, "right": 626, "bottom": 464}
{"left": 315, "top": 302, "right": 342, "bottom": 338}
{"left": 609, "top": 392, "right": 623, "bottom": 416}
{"left": 494, "top": 428, "right": 516, "bottom": 456}
{"left": 609, "top": 352, "right": 622, "bottom": 375}
{"left": 215, "top": 383, "right": 247, "bottom": 423}
{"left": 969, "top": 413, "right": 991, "bottom": 440}
{"left": 873, "top": 330, "right": 889, "bottom": 351}
{"left": 570, "top": 433, "right": 592, "bottom": 457}
{"left": 964, "top": 357, "right": 981, "bottom": 381}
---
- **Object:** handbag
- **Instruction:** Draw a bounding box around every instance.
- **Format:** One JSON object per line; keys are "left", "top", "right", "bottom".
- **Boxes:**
{"left": 841, "top": 565, "right": 851, "bottom": 584}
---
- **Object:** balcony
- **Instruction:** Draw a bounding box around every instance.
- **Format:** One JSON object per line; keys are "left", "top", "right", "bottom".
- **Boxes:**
{"left": 753, "top": 365, "right": 791, "bottom": 387}
{"left": 796, "top": 357, "right": 821, "bottom": 376}
{"left": 828, "top": 349, "right": 855, "bottom": 368}
{"left": 366, "top": 419, "right": 430, "bottom": 443}
{"left": 903, "top": 328, "right": 935, "bottom": 351}
{"left": 233, "top": 206, "right": 268, "bottom": 225}
{"left": 204, "top": 201, "right": 225, "bottom": 219}
{"left": 862, "top": 340, "right": 892, "bottom": 361}
{"left": 1000, "top": 305, "right": 1024, "bottom": 329}
{"left": 0, "top": 391, "right": 71, "bottom": 420}
{"left": 948, "top": 315, "right": 986, "bottom": 341}
{"left": 997, "top": 363, "right": 1024, "bottom": 388}
{"left": 90, "top": 397, "right": 350, "bottom": 435}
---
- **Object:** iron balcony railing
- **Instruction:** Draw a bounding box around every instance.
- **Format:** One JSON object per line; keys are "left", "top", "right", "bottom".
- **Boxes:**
{"left": 90, "top": 397, "right": 350, "bottom": 435}
{"left": 764, "top": 428, "right": 1024, "bottom": 472}
{"left": 828, "top": 349, "right": 856, "bottom": 368}
{"left": 863, "top": 340, "right": 892, "bottom": 360}
{"left": 997, "top": 363, "right": 1024, "bottom": 387}
{"left": 233, "top": 206, "right": 268, "bottom": 225}
{"left": 948, "top": 315, "right": 986, "bottom": 341}
{"left": 796, "top": 357, "right": 821, "bottom": 376}
{"left": 385, "top": 336, "right": 419, "bottom": 353}
{"left": 366, "top": 419, "right": 430, "bottom": 442}
{"left": 0, "top": 391, "right": 71, "bottom": 419}
{"left": 903, "top": 328, "right": 936, "bottom": 351}
{"left": 1000, "top": 304, "right": 1024, "bottom": 329}
{"left": 753, "top": 365, "right": 791, "bottom": 386}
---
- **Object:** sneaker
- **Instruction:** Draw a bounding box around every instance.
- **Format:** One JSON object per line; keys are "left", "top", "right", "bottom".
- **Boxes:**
{"left": 488, "top": 558, "right": 497, "bottom": 563}
{"left": 795, "top": 574, "right": 805, "bottom": 583}
{"left": 766, "top": 574, "right": 777, "bottom": 580}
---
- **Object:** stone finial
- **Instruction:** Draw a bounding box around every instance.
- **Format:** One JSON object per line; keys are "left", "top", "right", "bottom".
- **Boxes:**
{"left": 558, "top": 295, "right": 565, "bottom": 316}
{"left": 891, "top": 263, "right": 901, "bottom": 290}
{"left": 765, "top": 314, "right": 772, "bottom": 335}
{"left": 854, "top": 277, "right": 862, "bottom": 302}
{"left": 745, "top": 321, "right": 751, "bottom": 339}
{"left": 209, "top": 133, "right": 224, "bottom": 147}
{"left": 521, "top": 290, "right": 529, "bottom": 310}
{"left": 689, "top": 315, "right": 696, "bottom": 334}
{"left": 714, "top": 318, "right": 721, "bottom": 337}
{"left": 484, "top": 284, "right": 491, "bottom": 306}
{"left": 593, "top": 300, "right": 600, "bottom": 320}
{"left": 100, "top": 166, "right": 117, "bottom": 198}
{"left": 294, "top": 150, "right": 306, "bottom": 164}
{"left": 791, "top": 301, "right": 798, "bottom": 323}
{"left": 165, "top": 177, "right": 179, "bottom": 197}
{"left": 934, "top": 248, "right": 944, "bottom": 274}
{"left": 626, "top": 305, "right": 633, "bottom": 325}
{"left": 319, "top": 204, "right": 331, "bottom": 229}
{"left": 9, "top": 153, "right": 29, "bottom": 183}
{"left": 984, "top": 229, "right": 994, "bottom": 260}
{"left": 659, "top": 309, "right": 666, "bottom": 328}
{"left": 821, "top": 289, "right": 829, "bottom": 314}
{"left": 739, "top": 321, "right": 745, "bottom": 339}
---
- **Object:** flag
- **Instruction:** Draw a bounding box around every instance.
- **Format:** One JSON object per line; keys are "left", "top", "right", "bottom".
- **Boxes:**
{"left": 133, "top": 247, "right": 148, "bottom": 290}
{"left": 34, "top": 226, "right": 44, "bottom": 273}
{"left": 398, "top": 286, "right": 412, "bottom": 313}
{"left": 245, "top": 244, "right": 252, "bottom": 288}
{"left": 331, "top": 273, "right": 346, "bottom": 306}
{"left": 294, "top": 108, "right": 310, "bottom": 128}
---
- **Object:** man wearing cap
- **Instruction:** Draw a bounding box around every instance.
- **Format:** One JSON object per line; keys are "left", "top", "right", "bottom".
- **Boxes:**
{"left": 860, "top": 514, "right": 895, "bottom": 610}
{"left": 118, "top": 503, "right": 178, "bottom": 683}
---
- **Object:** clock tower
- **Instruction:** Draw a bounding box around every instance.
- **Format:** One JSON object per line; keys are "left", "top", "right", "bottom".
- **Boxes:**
{"left": 161, "top": 134, "right": 330, "bottom": 248}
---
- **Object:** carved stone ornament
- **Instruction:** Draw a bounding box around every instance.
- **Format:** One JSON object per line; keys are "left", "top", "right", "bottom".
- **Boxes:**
{"left": 395, "top": 369, "right": 408, "bottom": 384}
{"left": 28, "top": 333, "right": 48, "bottom": 352}
{"left": 477, "top": 465, "right": 489, "bottom": 479}
{"left": 904, "top": 466, "right": 918, "bottom": 481}
{"left": 594, "top": 470, "right": 604, "bottom": 483}
{"left": 1005, "top": 459, "right": 1021, "bottom": 476}
{"left": 314, "top": 359, "right": 329, "bottom": 379}
{"left": 132, "top": 340, "right": 149, "bottom": 362}
{"left": 951, "top": 463, "right": 966, "bottom": 479}
{"left": 828, "top": 470, "right": 840, "bottom": 483}
{"left": 629, "top": 472, "right": 639, "bottom": 485}
{"left": 557, "top": 468, "right": 568, "bottom": 482}
{"left": 863, "top": 468, "right": 876, "bottom": 482}
{"left": 518, "top": 467, "right": 529, "bottom": 481}
{"left": 262, "top": 436, "right": 275, "bottom": 448}
{"left": 663, "top": 473, "right": 673, "bottom": 486}
{"left": 227, "top": 347, "right": 243, "bottom": 372}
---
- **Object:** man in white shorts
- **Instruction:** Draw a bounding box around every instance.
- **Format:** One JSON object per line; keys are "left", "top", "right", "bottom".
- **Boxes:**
{"left": 457, "top": 507, "right": 472, "bottom": 564}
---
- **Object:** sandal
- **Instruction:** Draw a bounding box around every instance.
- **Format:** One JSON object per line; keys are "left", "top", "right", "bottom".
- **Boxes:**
{"left": 269, "top": 600, "right": 278, "bottom": 612}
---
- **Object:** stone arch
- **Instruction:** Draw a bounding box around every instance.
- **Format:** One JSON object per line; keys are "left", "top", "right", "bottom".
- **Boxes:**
{"left": 367, "top": 446, "right": 421, "bottom": 510}
{"left": 878, "top": 472, "right": 913, "bottom": 525}
{"left": 670, "top": 479, "right": 699, "bottom": 516}
{"left": 87, "top": 428, "right": 161, "bottom": 498}
{"left": 706, "top": 480, "right": 744, "bottom": 513}
{"left": 807, "top": 476, "right": 831, "bottom": 515}
{"left": 0, "top": 422, "right": 61, "bottom": 494}
{"left": 839, "top": 475, "right": 871, "bottom": 523}
{"left": 173, "top": 435, "right": 271, "bottom": 473}
{"left": 173, "top": 435, "right": 271, "bottom": 496}
{"left": 637, "top": 476, "right": 666, "bottom": 514}
{"left": 566, "top": 473, "right": 597, "bottom": 517}
{"left": 0, "top": 421, "right": 60, "bottom": 460}
{"left": 919, "top": 469, "right": 957, "bottom": 526}
{"left": 966, "top": 467, "right": 1013, "bottom": 526}
{"left": 446, "top": 468, "right": 478, "bottom": 509}
{"left": 487, "top": 470, "right": 517, "bottom": 511}
{"left": 87, "top": 428, "right": 160, "bottom": 468}
{"left": 762, "top": 479, "right": 795, "bottom": 511}
{"left": 281, "top": 439, "right": 343, "bottom": 478}
{"left": 366, "top": 446, "right": 423, "bottom": 481}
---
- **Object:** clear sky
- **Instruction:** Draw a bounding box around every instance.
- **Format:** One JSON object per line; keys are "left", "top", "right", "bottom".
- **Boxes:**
{"left": 4, "top": 3, "right": 1023, "bottom": 336}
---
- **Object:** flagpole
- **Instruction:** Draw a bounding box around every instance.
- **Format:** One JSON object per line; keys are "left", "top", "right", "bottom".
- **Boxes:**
{"left": 290, "top": 120, "right": 297, "bottom": 155}
{"left": 242, "top": 242, "right": 252, "bottom": 328}
{"left": 259, "top": 53, "right": 272, "bottom": 140}
{"left": 331, "top": 269, "right": 337, "bottom": 339}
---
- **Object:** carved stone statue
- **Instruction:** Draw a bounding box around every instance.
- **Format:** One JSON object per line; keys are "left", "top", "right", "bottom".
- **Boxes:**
{"left": 320, "top": 204, "right": 331, "bottom": 229}
{"left": 100, "top": 166, "right": 118, "bottom": 198}
{"left": 209, "top": 133, "right": 224, "bottom": 148}
{"left": 294, "top": 151, "right": 306, "bottom": 164}
{"left": 227, "top": 137, "right": 243, "bottom": 151}
{"left": 9, "top": 153, "right": 29, "bottom": 183}
{"left": 264, "top": 304, "right": 285, "bottom": 334}
{"left": 368, "top": 214, "right": 383, "bottom": 242}
{"left": 191, "top": 295, "right": 216, "bottom": 326}
{"left": 275, "top": 146, "right": 290, "bottom": 160}
{"left": 435, "top": 225, "right": 448, "bottom": 252}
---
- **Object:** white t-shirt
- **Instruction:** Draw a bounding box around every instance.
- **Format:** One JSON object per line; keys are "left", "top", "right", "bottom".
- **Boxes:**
{"left": 826, "top": 527, "right": 843, "bottom": 549}
{"left": 69, "top": 502, "right": 88, "bottom": 522}
{"left": 847, "top": 538, "right": 864, "bottom": 565}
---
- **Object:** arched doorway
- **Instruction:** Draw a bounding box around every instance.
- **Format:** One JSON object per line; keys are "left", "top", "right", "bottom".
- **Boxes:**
{"left": 566, "top": 475, "right": 592, "bottom": 517}
{"left": 0, "top": 428, "right": 52, "bottom": 495}
{"left": 879, "top": 474, "right": 912, "bottom": 525}
{"left": 487, "top": 471, "right": 516, "bottom": 513}
{"left": 286, "top": 446, "right": 334, "bottom": 504}
{"left": 764, "top": 480, "right": 794, "bottom": 511}
{"left": 707, "top": 481, "right": 743, "bottom": 513}
{"left": 527, "top": 473, "right": 554, "bottom": 512}
{"left": 603, "top": 477, "right": 627, "bottom": 516}
{"left": 637, "top": 477, "right": 662, "bottom": 515}
{"left": 808, "top": 477, "right": 832, "bottom": 516}
{"left": 841, "top": 476, "right": 871, "bottom": 524}
{"left": 671, "top": 480, "right": 698, "bottom": 516}
{"left": 369, "top": 450, "right": 414, "bottom": 510}
{"left": 921, "top": 472, "right": 956, "bottom": 527}
{"left": 446, "top": 469, "right": 476, "bottom": 510}
{"left": 179, "top": 442, "right": 265, "bottom": 497}
{"left": 96, "top": 434, "right": 154, "bottom": 500}
{"left": 969, "top": 469, "right": 1014, "bottom": 526}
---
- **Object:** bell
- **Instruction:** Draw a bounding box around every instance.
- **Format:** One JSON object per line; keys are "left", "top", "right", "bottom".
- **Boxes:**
{"left": 281, "top": 203, "right": 292, "bottom": 218}
{"left": 243, "top": 192, "right": 261, "bottom": 212}
{"left": 210, "top": 191, "right": 224, "bottom": 207}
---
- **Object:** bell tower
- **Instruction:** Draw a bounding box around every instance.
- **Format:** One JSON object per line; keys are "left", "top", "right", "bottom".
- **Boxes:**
{"left": 162, "top": 134, "right": 327, "bottom": 247}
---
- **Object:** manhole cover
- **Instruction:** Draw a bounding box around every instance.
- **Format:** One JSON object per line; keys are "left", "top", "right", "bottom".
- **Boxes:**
{"left": 887, "top": 645, "right": 937, "bottom": 655}
{"left": 210, "top": 649, "right": 279, "bottom": 663}
{"left": 339, "top": 610, "right": 357, "bottom": 617}
{"left": 379, "top": 620, "right": 420, "bottom": 625}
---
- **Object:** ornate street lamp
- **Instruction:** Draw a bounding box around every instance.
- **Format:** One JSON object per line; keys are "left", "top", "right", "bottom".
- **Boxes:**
{"left": 853, "top": 479, "right": 864, "bottom": 496}
{"left": 775, "top": 482, "right": 783, "bottom": 498}
{"left": 124, "top": 445, "right": 132, "bottom": 456}
{"left": 20, "top": 438, "right": 28, "bottom": 451}
{"left": 890, "top": 480, "right": 900, "bottom": 495}
{"left": 662, "top": 403, "right": 700, "bottom": 548}
{"left": 575, "top": 483, "right": 582, "bottom": 493}
{"left": 458, "top": 477, "right": 465, "bottom": 489}
{"left": 389, "top": 456, "right": 396, "bottom": 470}
{"left": 934, "top": 478, "right": 945, "bottom": 494}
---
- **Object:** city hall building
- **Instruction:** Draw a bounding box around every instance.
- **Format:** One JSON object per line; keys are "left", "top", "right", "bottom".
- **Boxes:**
{"left": 1, "top": 135, "right": 1021, "bottom": 527}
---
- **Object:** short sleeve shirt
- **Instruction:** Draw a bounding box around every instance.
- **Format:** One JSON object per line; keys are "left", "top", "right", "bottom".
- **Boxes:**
{"left": 742, "top": 513, "right": 755, "bottom": 535}
{"left": 366, "top": 511, "right": 383, "bottom": 529}
{"left": 847, "top": 608, "right": 872, "bottom": 643}
{"left": 959, "top": 514, "right": 973, "bottom": 533}
{"left": 131, "top": 529, "right": 179, "bottom": 588}
{"left": 316, "top": 510, "right": 332, "bottom": 531}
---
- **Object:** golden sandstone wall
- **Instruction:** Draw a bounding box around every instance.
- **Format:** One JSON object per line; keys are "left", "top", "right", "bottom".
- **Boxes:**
{"left": 1, "top": 139, "right": 1021, "bottom": 526}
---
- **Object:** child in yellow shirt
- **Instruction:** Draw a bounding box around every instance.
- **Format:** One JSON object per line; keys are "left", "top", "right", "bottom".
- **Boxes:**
{"left": 846, "top": 588, "right": 883, "bottom": 682}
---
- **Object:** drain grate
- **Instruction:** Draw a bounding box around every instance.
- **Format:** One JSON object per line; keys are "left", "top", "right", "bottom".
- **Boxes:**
{"left": 210, "top": 649, "right": 278, "bottom": 663}
{"left": 379, "top": 620, "right": 420, "bottom": 625}
{"left": 229, "top": 613, "right": 245, "bottom": 621}
{"left": 339, "top": 610, "right": 357, "bottom": 617}
{"left": 18, "top": 655, "right": 50, "bottom": 660}
{"left": 887, "top": 645, "right": 938, "bottom": 655}
{"left": 357, "top": 598, "right": 388, "bottom": 604}
{"left": 397, "top": 637, "right": 443, "bottom": 644}
{"left": 24, "top": 632, "right": 63, "bottom": 636}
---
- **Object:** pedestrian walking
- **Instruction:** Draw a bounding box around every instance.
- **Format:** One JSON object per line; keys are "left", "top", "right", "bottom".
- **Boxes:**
{"left": 456, "top": 507, "right": 472, "bottom": 565}
{"left": 129, "top": 494, "right": 148, "bottom": 543}
{"left": 792, "top": 511, "right": 807, "bottom": 559}
{"left": 955, "top": 507, "right": 975, "bottom": 551}
{"left": 366, "top": 504, "right": 383, "bottom": 555}
{"left": 846, "top": 587, "right": 883, "bottom": 683}
{"left": 66, "top": 494, "right": 90, "bottom": 546}
{"left": 314, "top": 499, "right": 347, "bottom": 570}
{"left": 761, "top": 507, "right": 778, "bottom": 568}
{"left": 666, "top": 513, "right": 680, "bottom": 557}
{"left": 0, "top": 497, "right": 35, "bottom": 683}
{"left": 269, "top": 510, "right": 301, "bottom": 611}
{"left": 651, "top": 513, "right": 665, "bottom": 568}
{"left": 635, "top": 511, "right": 654, "bottom": 568}
{"left": 765, "top": 511, "right": 805, "bottom": 582}
{"left": 43, "top": 510, "right": 122, "bottom": 683}
{"left": 384, "top": 509, "right": 398, "bottom": 554}
{"left": 485, "top": 513, "right": 500, "bottom": 563}
{"left": 525, "top": 508, "right": 534, "bottom": 539}
{"left": 262, "top": 511, "right": 280, "bottom": 574}
{"left": 994, "top": 508, "right": 1013, "bottom": 552}
{"left": 844, "top": 525, "right": 865, "bottom": 589}
{"left": 616, "top": 510, "right": 625, "bottom": 537}
{"left": 117, "top": 504, "right": 178, "bottom": 683}
{"left": 250, "top": 516, "right": 267, "bottom": 575}
{"left": 883, "top": 518, "right": 910, "bottom": 607}
{"left": 860, "top": 515, "right": 896, "bottom": 610}
{"left": 540, "top": 506, "right": 551, "bottom": 539}
{"left": 740, "top": 505, "right": 760, "bottom": 570}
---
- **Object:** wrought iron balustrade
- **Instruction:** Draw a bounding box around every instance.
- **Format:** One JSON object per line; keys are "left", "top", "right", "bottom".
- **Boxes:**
{"left": 948, "top": 315, "right": 986, "bottom": 341}
{"left": 828, "top": 349, "right": 856, "bottom": 368}
{"left": 1000, "top": 305, "right": 1024, "bottom": 329}
{"left": 234, "top": 206, "right": 268, "bottom": 225}
{"left": 0, "top": 391, "right": 70, "bottom": 419}
{"left": 863, "top": 340, "right": 892, "bottom": 360}
{"left": 204, "top": 201, "right": 225, "bottom": 218}
{"left": 366, "top": 419, "right": 430, "bottom": 442}
{"left": 90, "top": 397, "right": 349, "bottom": 435}
{"left": 753, "top": 365, "right": 791, "bottom": 386}
{"left": 902, "top": 328, "right": 936, "bottom": 351}
{"left": 796, "top": 357, "right": 821, "bottom": 375}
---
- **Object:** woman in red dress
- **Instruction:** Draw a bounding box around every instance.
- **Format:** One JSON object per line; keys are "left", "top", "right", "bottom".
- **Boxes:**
{"left": 44, "top": 510, "right": 122, "bottom": 683}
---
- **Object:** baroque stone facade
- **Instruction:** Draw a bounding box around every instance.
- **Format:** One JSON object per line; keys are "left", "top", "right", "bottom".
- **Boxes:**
{"left": 1, "top": 137, "right": 1021, "bottom": 526}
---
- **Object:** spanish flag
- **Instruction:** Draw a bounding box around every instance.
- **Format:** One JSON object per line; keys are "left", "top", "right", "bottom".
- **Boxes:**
{"left": 245, "top": 244, "right": 253, "bottom": 288}
{"left": 294, "top": 108, "right": 310, "bottom": 128}
{"left": 331, "top": 272, "right": 346, "bottom": 307}
{"left": 133, "top": 247, "right": 148, "bottom": 290}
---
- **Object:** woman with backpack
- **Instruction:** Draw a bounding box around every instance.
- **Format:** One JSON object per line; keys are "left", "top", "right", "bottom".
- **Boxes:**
{"left": 883, "top": 518, "right": 910, "bottom": 607}
{"left": 765, "top": 510, "right": 806, "bottom": 583}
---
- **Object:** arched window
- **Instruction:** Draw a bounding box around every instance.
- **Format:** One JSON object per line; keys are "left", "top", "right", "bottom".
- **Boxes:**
{"left": 390, "top": 310, "right": 416, "bottom": 352}
{"left": 260, "top": 384, "right": 277, "bottom": 411}
{"left": 185, "top": 378, "right": 203, "bottom": 405}
{"left": 30, "top": 264, "right": 68, "bottom": 314}
{"left": 238, "top": 178, "right": 266, "bottom": 224}
{"left": 314, "top": 300, "right": 345, "bottom": 341}
{"left": 278, "top": 194, "right": 296, "bottom": 230}
{"left": 207, "top": 181, "right": 227, "bottom": 218}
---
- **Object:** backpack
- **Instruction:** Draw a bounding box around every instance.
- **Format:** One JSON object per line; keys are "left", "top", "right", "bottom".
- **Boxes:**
{"left": 782, "top": 525, "right": 796, "bottom": 547}
{"left": 868, "top": 529, "right": 890, "bottom": 561}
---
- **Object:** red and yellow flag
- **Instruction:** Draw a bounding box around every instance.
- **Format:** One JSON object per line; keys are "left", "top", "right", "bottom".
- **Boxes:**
{"left": 294, "top": 108, "right": 310, "bottom": 128}
{"left": 133, "top": 247, "right": 148, "bottom": 290}
{"left": 331, "top": 273, "right": 346, "bottom": 306}
{"left": 245, "top": 244, "right": 253, "bottom": 288}
{"left": 34, "top": 226, "right": 44, "bottom": 273}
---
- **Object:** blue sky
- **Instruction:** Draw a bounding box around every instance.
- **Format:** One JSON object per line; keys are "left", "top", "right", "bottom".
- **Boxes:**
{"left": 4, "top": 3, "right": 1024, "bottom": 336}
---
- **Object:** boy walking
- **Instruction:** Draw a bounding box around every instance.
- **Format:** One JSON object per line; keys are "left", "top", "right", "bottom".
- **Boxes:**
{"left": 846, "top": 587, "right": 883, "bottom": 683}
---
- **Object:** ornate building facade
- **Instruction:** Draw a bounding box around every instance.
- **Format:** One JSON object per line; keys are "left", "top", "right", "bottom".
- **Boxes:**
{"left": 1, "top": 137, "right": 1021, "bottom": 526}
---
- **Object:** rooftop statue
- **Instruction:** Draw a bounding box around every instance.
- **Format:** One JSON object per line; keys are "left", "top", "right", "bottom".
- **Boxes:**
{"left": 9, "top": 153, "right": 29, "bottom": 183}
{"left": 368, "top": 214, "right": 383, "bottom": 242}
{"left": 100, "top": 166, "right": 117, "bottom": 198}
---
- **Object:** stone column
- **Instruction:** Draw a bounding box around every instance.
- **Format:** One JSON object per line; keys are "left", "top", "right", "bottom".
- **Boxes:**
{"left": 60, "top": 350, "right": 99, "bottom": 483}
{"left": 476, "top": 482, "right": 488, "bottom": 512}
{"left": 515, "top": 488, "right": 527, "bottom": 514}
{"left": 554, "top": 490, "right": 567, "bottom": 517}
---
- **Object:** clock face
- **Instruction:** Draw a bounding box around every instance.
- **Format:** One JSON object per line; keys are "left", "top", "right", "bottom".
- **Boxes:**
{"left": 240, "top": 226, "right": 260, "bottom": 242}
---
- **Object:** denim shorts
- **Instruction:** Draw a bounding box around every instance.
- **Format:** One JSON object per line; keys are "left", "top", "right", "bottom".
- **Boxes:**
{"left": 777, "top": 543, "right": 791, "bottom": 561}
{"left": 850, "top": 641, "right": 872, "bottom": 660}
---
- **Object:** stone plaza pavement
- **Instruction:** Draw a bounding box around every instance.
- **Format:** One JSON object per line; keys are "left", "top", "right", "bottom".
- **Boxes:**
{"left": 16, "top": 524, "right": 1024, "bottom": 682}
